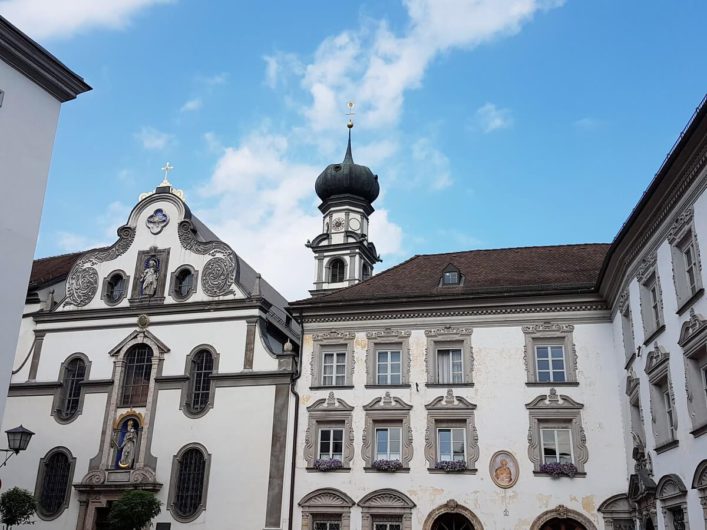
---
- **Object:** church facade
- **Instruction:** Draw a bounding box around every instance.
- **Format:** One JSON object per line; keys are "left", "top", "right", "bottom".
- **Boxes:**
{"left": 2, "top": 96, "right": 707, "bottom": 530}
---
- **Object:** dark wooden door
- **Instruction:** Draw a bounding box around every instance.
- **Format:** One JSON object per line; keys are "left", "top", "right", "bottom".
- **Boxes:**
{"left": 431, "top": 513, "right": 475, "bottom": 530}
{"left": 540, "top": 518, "right": 587, "bottom": 530}
{"left": 94, "top": 506, "right": 111, "bottom": 530}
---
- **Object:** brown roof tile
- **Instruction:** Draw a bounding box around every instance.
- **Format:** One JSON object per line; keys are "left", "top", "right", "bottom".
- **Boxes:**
{"left": 28, "top": 250, "right": 86, "bottom": 290}
{"left": 293, "top": 243, "right": 611, "bottom": 305}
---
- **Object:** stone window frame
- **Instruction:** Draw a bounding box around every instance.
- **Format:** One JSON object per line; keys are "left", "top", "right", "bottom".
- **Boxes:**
{"left": 668, "top": 207, "right": 704, "bottom": 314}
{"left": 522, "top": 322, "right": 578, "bottom": 386}
{"left": 166, "top": 442, "right": 212, "bottom": 523}
{"left": 327, "top": 257, "right": 347, "bottom": 284}
{"left": 691, "top": 459, "right": 707, "bottom": 527}
{"left": 365, "top": 329, "right": 411, "bottom": 388}
{"left": 678, "top": 308, "right": 707, "bottom": 437}
{"left": 619, "top": 289, "right": 637, "bottom": 363}
{"left": 169, "top": 264, "right": 199, "bottom": 302}
{"left": 361, "top": 392, "right": 413, "bottom": 471}
{"left": 178, "top": 345, "right": 220, "bottom": 419}
{"left": 299, "top": 488, "right": 355, "bottom": 530}
{"left": 310, "top": 331, "right": 355, "bottom": 390}
{"left": 34, "top": 446, "right": 77, "bottom": 521}
{"left": 598, "top": 493, "right": 635, "bottom": 530}
{"left": 530, "top": 505, "right": 598, "bottom": 530}
{"left": 424, "top": 326, "right": 473, "bottom": 387}
{"left": 51, "top": 352, "right": 92, "bottom": 425}
{"left": 656, "top": 474, "right": 690, "bottom": 530}
{"left": 526, "top": 388, "right": 589, "bottom": 476}
{"left": 625, "top": 369, "right": 647, "bottom": 446}
{"left": 304, "top": 392, "right": 354, "bottom": 471}
{"left": 101, "top": 269, "right": 130, "bottom": 306}
{"left": 424, "top": 389, "right": 478, "bottom": 473}
{"left": 644, "top": 343, "right": 679, "bottom": 452}
{"left": 637, "top": 253, "right": 666, "bottom": 344}
{"left": 358, "top": 489, "right": 415, "bottom": 530}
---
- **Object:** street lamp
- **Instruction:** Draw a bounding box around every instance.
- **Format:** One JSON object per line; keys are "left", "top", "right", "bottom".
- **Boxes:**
{"left": 0, "top": 426, "right": 34, "bottom": 467}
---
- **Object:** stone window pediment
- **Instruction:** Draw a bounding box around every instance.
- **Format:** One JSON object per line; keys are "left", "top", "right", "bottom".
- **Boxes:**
{"left": 644, "top": 343, "right": 670, "bottom": 381}
{"left": 361, "top": 392, "right": 413, "bottom": 470}
{"left": 424, "top": 389, "right": 478, "bottom": 473}
{"left": 304, "top": 392, "right": 354, "bottom": 470}
{"left": 311, "top": 330, "right": 355, "bottom": 389}
{"left": 522, "top": 322, "right": 578, "bottom": 385}
{"left": 693, "top": 459, "right": 707, "bottom": 490}
{"left": 299, "top": 488, "right": 354, "bottom": 530}
{"left": 677, "top": 309, "right": 707, "bottom": 437}
{"left": 656, "top": 473, "right": 690, "bottom": 529}
{"left": 637, "top": 253, "right": 665, "bottom": 343}
{"left": 656, "top": 474, "right": 688, "bottom": 501}
{"left": 358, "top": 489, "right": 415, "bottom": 530}
{"left": 365, "top": 329, "right": 411, "bottom": 387}
{"left": 424, "top": 326, "right": 473, "bottom": 386}
{"left": 678, "top": 308, "right": 707, "bottom": 353}
{"left": 668, "top": 207, "right": 704, "bottom": 313}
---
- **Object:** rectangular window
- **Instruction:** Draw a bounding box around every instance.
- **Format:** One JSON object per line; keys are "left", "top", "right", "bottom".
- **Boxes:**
{"left": 650, "top": 283, "right": 661, "bottom": 326}
{"left": 437, "top": 428, "right": 465, "bottom": 461}
{"left": 702, "top": 364, "right": 707, "bottom": 404}
{"left": 375, "top": 427, "right": 402, "bottom": 460}
{"left": 663, "top": 390, "right": 676, "bottom": 437}
{"left": 437, "top": 349, "right": 463, "bottom": 384}
{"left": 374, "top": 523, "right": 402, "bottom": 530}
{"left": 322, "top": 352, "right": 346, "bottom": 386}
{"left": 318, "top": 428, "right": 344, "bottom": 460}
{"left": 314, "top": 522, "right": 341, "bottom": 530}
{"left": 684, "top": 242, "right": 699, "bottom": 294}
{"left": 535, "top": 346, "right": 566, "bottom": 383}
{"left": 442, "top": 271, "right": 459, "bottom": 285}
{"left": 541, "top": 428, "right": 573, "bottom": 464}
{"left": 376, "top": 350, "right": 402, "bottom": 385}
{"left": 621, "top": 307, "right": 635, "bottom": 360}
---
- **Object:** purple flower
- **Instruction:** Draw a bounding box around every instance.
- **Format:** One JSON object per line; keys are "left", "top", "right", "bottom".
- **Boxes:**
{"left": 434, "top": 460, "right": 467, "bottom": 472}
{"left": 372, "top": 459, "right": 403, "bottom": 472}
{"left": 313, "top": 459, "right": 343, "bottom": 471}
{"left": 539, "top": 462, "right": 577, "bottom": 478}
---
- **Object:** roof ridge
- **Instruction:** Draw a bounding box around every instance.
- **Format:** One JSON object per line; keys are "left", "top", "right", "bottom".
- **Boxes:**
{"left": 33, "top": 249, "right": 87, "bottom": 262}
{"left": 417, "top": 242, "right": 610, "bottom": 257}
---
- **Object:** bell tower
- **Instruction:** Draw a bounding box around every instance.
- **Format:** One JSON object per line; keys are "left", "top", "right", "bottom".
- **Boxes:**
{"left": 307, "top": 107, "right": 381, "bottom": 295}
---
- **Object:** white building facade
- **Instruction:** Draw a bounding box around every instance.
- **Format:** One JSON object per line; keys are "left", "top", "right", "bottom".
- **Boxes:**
{"left": 0, "top": 15, "right": 90, "bottom": 425}
{"left": 2, "top": 179, "right": 299, "bottom": 530}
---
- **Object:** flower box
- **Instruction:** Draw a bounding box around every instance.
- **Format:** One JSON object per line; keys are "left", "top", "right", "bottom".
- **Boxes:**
{"left": 372, "top": 459, "right": 403, "bottom": 472}
{"left": 313, "top": 459, "right": 343, "bottom": 471}
{"left": 539, "top": 462, "right": 577, "bottom": 478}
{"left": 434, "top": 460, "right": 467, "bottom": 472}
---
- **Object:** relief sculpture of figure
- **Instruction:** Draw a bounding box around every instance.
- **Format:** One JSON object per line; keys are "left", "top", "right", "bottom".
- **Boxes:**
{"left": 494, "top": 458, "right": 513, "bottom": 486}
{"left": 140, "top": 258, "right": 159, "bottom": 296}
{"left": 112, "top": 419, "right": 138, "bottom": 469}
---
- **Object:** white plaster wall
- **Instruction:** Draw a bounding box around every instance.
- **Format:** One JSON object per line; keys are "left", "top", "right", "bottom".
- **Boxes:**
{"left": 0, "top": 392, "right": 106, "bottom": 530}
{"left": 0, "top": 60, "right": 62, "bottom": 423}
{"left": 151, "top": 385, "right": 276, "bottom": 529}
{"left": 294, "top": 316, "right": 628, "bottom": 530}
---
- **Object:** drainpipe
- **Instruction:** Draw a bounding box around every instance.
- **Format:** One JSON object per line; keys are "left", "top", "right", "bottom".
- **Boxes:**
{"left": 287, "top": 310, "right": 304, "bottom": 530}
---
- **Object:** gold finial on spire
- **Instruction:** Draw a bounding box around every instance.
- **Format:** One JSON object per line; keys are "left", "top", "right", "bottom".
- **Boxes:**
{"left": 346, "top": 101, "right": 355, "bottom": 129}
{"left": 160, "top": 162, "right": 174, "bottom": 186}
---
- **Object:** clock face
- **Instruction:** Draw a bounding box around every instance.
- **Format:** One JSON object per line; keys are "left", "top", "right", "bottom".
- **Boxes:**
{"left": 332, "top": 217, "right": 345, "bottom": 231}
{"left": 348, "top": 218, "right": 361, "bottom": 231}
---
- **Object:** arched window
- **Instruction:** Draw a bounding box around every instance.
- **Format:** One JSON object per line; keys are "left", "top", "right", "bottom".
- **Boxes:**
{"left": 121, "top": 345, "right": 153, "bottom": 407}
{"left": 37, "top": 450, "right": 73, "bottom": 518}
{"left": 329, "top": 259, "right": 346, "bottom": 283}
{"left": 59, "top": 358, "right": 86, "bottom": 419}
{"left": 173, "top": 267, "right": 195, "bottom": 300}
{"left": 188, "top": 350, "right": 214, "bottom": 414}
{"left": 362, "top": 263, "right": 371, "bottom": 281}
{"left": 106, "top": 273, "right": 126, "bottom": 302}
{"left": 171, "top": 447, "right": 208, "bottom": 521}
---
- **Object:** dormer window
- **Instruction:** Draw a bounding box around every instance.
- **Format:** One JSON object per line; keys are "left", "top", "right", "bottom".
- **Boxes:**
{"left": 441, "top": 265, "right": 462, "bottom": 286}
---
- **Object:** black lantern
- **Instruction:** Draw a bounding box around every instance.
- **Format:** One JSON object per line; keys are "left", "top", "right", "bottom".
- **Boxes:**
{"left": 5, "top": 425, "right": 34, "bottom": 454}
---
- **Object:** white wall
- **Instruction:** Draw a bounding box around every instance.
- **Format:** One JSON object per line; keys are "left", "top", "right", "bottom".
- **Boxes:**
{"left": 0, "top": 60, "right": 62, "bottom": 423}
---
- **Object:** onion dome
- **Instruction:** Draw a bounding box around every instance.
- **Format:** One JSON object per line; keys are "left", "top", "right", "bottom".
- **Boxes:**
{"left": 315, "top": 129, "right": 380, "bottom": 203}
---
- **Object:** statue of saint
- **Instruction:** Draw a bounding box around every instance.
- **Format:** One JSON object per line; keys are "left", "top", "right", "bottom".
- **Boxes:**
{"left": 494, "top": 458, "right": 513, "bottom": 485}
{"left": 112, "top": 419, "right": 138, "bottom": 469}
{"left": 140, "top": 258, "right": 159, "bottom": 297}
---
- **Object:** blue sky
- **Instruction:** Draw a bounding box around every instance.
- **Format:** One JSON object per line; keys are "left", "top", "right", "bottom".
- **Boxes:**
{"left": 3, "top": 0, "right": 706, "bottom": 298}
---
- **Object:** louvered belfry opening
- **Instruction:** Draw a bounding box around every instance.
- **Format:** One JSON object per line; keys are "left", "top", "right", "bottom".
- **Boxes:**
{"left": 174, "top": 448, "right": 206, "bottom": 517}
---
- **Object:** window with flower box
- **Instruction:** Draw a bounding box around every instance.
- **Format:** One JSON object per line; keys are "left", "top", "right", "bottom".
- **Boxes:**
{"left": 541, "top": 428, "right": 573, "bottom": 464}
{"left": 304, "top": 393, "right": 353, "bottom": 471}
{"left": 362, "top": 393, "right": 412, "bottom": 471}
{"left": 437, "top": 427, "right": 465, "bottom": 462}
{"left": 319, "top": 428, "right": 344, "bottom": 461}
{"left": 376, "top": 427, "right": 401, "bottom": 460}
{"left": 424, "top": 390, "right": 478, "bottom": 473}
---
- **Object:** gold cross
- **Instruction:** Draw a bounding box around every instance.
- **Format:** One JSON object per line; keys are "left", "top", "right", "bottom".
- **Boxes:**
{"left": 160, "top": 162, "right": 174, "bottom": 186}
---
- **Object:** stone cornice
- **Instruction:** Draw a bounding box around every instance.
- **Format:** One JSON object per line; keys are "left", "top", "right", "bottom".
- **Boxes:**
{"left": 0, "top": 16, "right": 91, "bottom": 102}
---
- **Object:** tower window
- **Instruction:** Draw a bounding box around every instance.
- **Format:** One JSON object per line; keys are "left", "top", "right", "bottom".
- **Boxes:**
{"left": 362, "top": 263, "right": 371, "bottom": 281}
{"left": 329, "top": 259, "right": 346, "bottom": 283}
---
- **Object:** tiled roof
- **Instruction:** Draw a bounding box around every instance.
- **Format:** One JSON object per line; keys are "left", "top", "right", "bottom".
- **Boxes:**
{"left": 293, "top": 243, "right": 611, "bottom": 305}
{"left": 28, "top": 250, "right": 87, "bottom": 290}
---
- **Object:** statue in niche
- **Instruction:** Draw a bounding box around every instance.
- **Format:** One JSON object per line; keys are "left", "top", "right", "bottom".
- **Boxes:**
{"left": 140, "top": 258, "right": 159, "bottom": 297}
{"left": 112, "top": 419, "right": 138, "bottom": 469}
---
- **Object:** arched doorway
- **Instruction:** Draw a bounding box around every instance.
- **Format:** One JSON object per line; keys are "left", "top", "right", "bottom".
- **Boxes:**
{"left": 432, "top": 512, "right": 475, "bottom": 529}
{"left": 539, "top": 518, "right": 587, "bottom": 530}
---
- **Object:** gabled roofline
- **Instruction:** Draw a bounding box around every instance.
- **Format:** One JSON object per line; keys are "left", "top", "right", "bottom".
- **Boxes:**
{"left": 0, "top": 15, "right": 91, "bottom": 102}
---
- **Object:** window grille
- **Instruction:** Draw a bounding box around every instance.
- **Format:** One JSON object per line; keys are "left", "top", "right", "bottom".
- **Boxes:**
{"left": 314, "top": 522, "right": 341, "bottom": 530}
{"left": 121, "top": 345, "right": 153, "bottom": 407}
{"left": 174, "top": 448, "right": 206, "bottom": 517}
{"left": 374, "top": 523, "right": 402, "bottom": 530}
{"left": 189, "top": 350, "right": 213, "bottom": 413}
{"left": 39, "top": 452, "right": 71, "bottom": 516}
{"left": 60, "top": 358, "right": 86, "bottom": 418}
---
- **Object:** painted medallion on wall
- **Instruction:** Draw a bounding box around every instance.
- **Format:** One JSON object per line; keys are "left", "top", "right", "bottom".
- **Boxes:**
{"left": 490, "top": 450, "right": 519, "bottom": 488}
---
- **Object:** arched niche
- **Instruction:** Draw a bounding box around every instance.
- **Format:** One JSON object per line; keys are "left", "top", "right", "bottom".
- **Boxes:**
{"left": 529, "top": 505, "right": 597, "bottom": 530}
{"left": 422, "top": 499, "right": 484, "bottom": 530}
{"left": 299, "top": 488, "right": 355, "bottom": 530}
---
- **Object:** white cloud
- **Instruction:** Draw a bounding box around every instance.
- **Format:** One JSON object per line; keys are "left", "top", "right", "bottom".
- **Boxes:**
{"left": 411, "top": 138, "right": 453, "bottom": 189}
{"left": 135, "top": 126, "right": 173, "bottom": 150}
{"left": 475, "top": 102, "right": 513, "bottom": 133}
{"left": 0, "top": 0, "right": 173, "bottom": 40}
{"left": 263, "top": 52, "right": 303, "bottom": 89}
{"left": 180, "top": 98, "right": 203, "bottom": 112}
{"left": 197, "top": 73, "right": 228, "bottom": 86}
{"left": 56, "top": 201, "right": 130, "bottom": 252}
